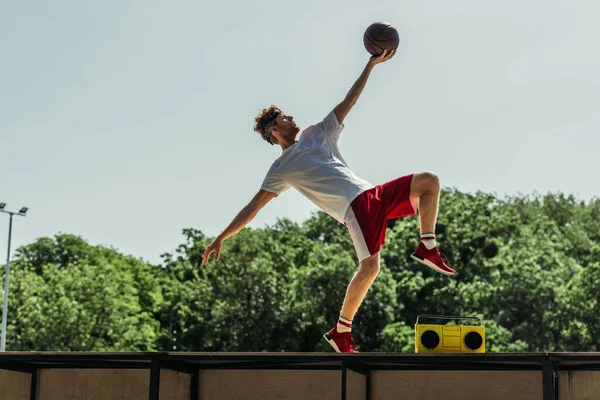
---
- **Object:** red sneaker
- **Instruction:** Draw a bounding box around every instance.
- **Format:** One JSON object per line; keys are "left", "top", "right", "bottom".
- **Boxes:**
{"left": 323, "top": 327, "right": 358, "bottom": 353}
{"left": 411, "top": 243, "right": 456, "bottom": 276}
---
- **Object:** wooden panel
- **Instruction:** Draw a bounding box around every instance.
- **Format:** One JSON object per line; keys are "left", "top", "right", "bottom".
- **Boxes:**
{"left": 0, "top": 369, "right": 30, "bottom": 400}
{"left": 199, "top": 369, "right": 340, "bottom": 400}
{"left": 347, "top": 370, "right": 366, "bottom": 400}
{"left": 559, "top": 371, "right": 600, "bottom": 400}
{"left": 37, "top": 369, "right": 149, "bottom": 400}
{"left": 160, "top": 369, "right": 191, "bottom": 400}
{"left": 371, "top": 370, "right": 542, "bottom": 400}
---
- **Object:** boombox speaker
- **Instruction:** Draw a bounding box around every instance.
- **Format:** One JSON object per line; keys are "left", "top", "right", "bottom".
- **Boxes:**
{"left": 415, "top": 314, "right": 485, "bottom": 353}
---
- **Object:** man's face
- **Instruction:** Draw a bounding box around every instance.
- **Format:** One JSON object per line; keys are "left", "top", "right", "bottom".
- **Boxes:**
{"left": 272, "top": 112, "right": 300, "bottom": 140}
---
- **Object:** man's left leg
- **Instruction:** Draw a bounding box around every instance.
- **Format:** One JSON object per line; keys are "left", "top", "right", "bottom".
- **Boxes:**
{"left": 408, "top": 172, "right": 456, "bottom": 275}
{"left": 323, "top": 252, "right": 380, "bottom": 353}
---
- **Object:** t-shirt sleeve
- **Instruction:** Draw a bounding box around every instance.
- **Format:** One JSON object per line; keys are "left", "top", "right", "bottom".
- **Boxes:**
{"left": 321, "top": 110, "right": 345, "bottom": 142}
{"left": 260, "top": 167, "right": 291, "bottom": 195}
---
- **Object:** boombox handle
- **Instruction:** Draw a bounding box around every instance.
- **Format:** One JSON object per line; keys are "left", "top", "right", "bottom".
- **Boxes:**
{"left": 416, "top": 314, "right": 483, "bottom": 325}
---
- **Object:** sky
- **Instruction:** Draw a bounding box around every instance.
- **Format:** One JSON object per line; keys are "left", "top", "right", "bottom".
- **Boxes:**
{"left": 1, "top": 0, "right": 599, "bottom": 265}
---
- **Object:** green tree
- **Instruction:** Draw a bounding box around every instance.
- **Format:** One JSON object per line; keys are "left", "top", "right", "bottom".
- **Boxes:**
{"left": 2, "top": 234, "right": 163, "bottom": 351}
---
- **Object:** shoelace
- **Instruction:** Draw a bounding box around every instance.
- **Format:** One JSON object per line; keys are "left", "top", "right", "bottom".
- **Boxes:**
{"left": 435, "top": 248, "right": 451, "bottom": 266}
{"left": 340, "top": 334, "right": 357, "bottom": 351}
{"left": 350, "top": 337, "right": 357, "bottom": 351}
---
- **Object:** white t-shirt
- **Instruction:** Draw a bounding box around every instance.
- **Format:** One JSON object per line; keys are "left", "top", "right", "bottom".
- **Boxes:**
{"left": 260, "top": 111, "right": 375, "bottom": 223}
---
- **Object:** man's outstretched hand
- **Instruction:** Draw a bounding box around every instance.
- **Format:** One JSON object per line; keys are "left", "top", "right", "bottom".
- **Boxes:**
{"left": 202, "top": 239, "right": 223, "bottom": 265}
{"left": 368, "top": 49, "right": 396, "bottom": 67}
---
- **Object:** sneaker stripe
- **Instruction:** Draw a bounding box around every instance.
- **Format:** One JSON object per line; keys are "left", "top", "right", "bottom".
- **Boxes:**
{"left": 411, "top": 253, "right": 456, "bottom": 276}
{"left": 411, "top": 252, "right": 425, "bottom": 261}
{"left": 323, "top": 333, "right": 341, "bottom": 353}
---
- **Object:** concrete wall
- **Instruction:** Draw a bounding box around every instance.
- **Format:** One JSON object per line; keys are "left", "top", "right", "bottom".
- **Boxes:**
{"left": 159, "top": 369, "right": 191, "bottom": 400}
{"left": 4, "top": 365, "right": 599, "bottom": 400}
{"left": 199, "top": 369, "right": 341, "bottom": 400}
{"left": 559, "top": 371, "right": 600, "bottom": 400}
{"left": 370, "top": 370, "right": 543, "bottom": 400}
{"left": 36, "top": 369, "right": 150, "bottom": 400}
{"left": 347, "top": 370, "right": 366, "bottom": 400}
{"left": 0, "top": 369, "right": 30, "bottom": 400}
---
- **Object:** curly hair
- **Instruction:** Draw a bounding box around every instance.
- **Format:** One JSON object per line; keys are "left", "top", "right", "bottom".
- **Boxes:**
{"left": 253, "top": 105, "right": 282, "bottom": 145}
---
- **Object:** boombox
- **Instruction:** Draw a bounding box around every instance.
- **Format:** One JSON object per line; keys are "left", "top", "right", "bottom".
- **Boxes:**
{"left": 415, "top": 314, "right": 485, "bottom": 353}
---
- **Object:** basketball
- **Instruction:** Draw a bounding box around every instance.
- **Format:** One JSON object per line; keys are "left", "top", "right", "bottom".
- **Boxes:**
{"left": 363, "top": 21, "right": 400, "bottom": 56}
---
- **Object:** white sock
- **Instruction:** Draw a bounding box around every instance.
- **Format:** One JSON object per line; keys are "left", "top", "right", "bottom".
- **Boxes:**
{"left": 337, "top": 315, "right": 352, "bottom": 333}
{"left": 421, "top": 232, "right": 437, "bottom": 250}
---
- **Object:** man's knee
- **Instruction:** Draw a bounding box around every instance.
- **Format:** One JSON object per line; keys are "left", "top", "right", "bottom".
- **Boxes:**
{"left": 419, "top": 171, "right": 440, "bottom": 192}
{"left": 359, "top": 255, "right": 380, "bottom": 279}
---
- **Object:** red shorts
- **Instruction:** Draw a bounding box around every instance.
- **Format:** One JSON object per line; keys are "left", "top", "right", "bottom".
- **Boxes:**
{"left": 344, "top": 174, "right": 418, "bottom": 262}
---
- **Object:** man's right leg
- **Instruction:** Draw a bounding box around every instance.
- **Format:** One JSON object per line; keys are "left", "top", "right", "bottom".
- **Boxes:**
{"left": 340, "top": 252, "right": 380, "bottom": 321}
{"left": 324, "top": 252, "right": 380, "bottom": 353}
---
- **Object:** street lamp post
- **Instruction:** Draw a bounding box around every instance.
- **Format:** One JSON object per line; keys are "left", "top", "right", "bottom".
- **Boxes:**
{"left": 0, "top": 203, "right": 28, "bottom": 352}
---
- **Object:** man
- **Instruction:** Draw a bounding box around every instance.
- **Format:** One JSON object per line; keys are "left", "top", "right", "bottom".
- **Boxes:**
{"left": 201, "top": 49, "right": 455, "bottom": 353}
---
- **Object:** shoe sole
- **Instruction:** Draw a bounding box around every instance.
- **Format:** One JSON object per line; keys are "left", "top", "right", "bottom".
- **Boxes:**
{"left": 411, "top": 253, "right": 456, "bottom": 276}
{"left": 323, "top": 333, "right": 342, "bottom": 353}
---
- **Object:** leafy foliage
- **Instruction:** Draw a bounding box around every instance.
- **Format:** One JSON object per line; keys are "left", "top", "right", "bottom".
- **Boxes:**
{"left": 1, "top": 190, "right": 598, "bottom": 352}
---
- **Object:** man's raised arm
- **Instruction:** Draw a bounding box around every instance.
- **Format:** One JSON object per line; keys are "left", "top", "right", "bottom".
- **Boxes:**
{"left": 333, "top": 49, "right": 396, "bottom": 126}
{"left": 201, "top": 189, "right": 277, "bottom": 264}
